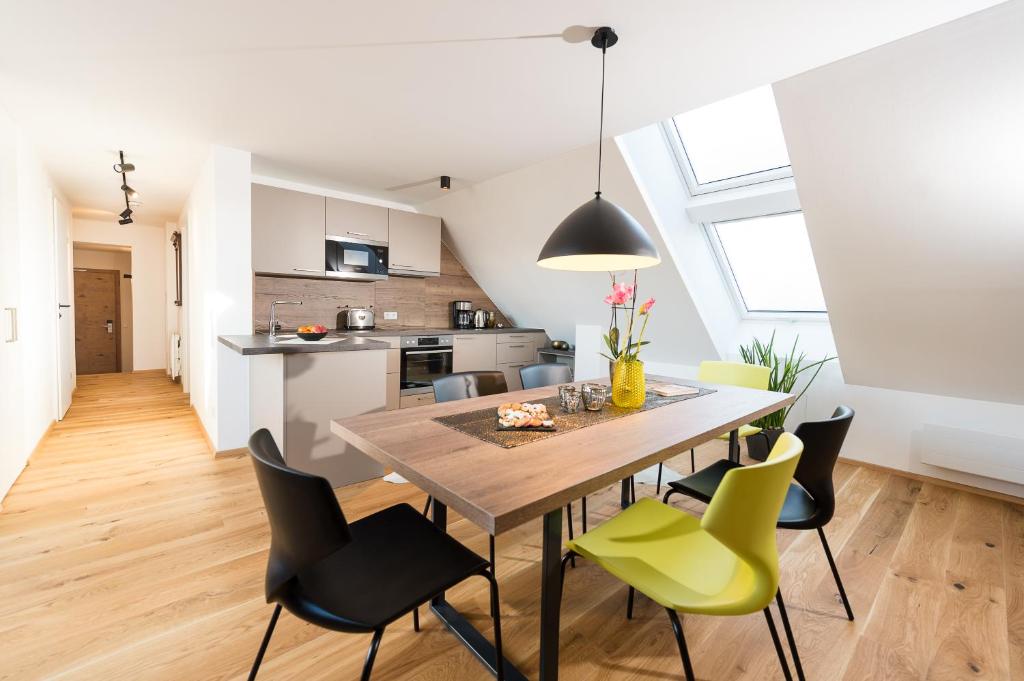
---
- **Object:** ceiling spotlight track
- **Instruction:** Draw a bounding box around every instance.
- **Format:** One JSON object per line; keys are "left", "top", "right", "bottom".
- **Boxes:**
{"left": 114, "top": 150, "right": 136, "bottom": 225}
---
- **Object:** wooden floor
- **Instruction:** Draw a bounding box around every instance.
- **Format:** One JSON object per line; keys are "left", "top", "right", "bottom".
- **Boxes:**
{"left": 1, "top": 372, "right": 1022, "bottom": 681}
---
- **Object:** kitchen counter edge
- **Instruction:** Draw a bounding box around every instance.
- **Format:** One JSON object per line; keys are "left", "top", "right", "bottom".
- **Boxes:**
{"left": 218, "top": 335, "right": 394, "bottom": 356}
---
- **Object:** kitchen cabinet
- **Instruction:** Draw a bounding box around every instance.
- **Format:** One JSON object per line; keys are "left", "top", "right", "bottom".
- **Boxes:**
{"left": 377, "top": 337, "right": 401, "bottom": 411}
{"left": 326, "top": 197, "right": 388, "bottom": 244}
{"left": 252, "top": 184, "right": 326, "bottom": 277}
{"left": 400, "top": 392, "right": 436, "bottom": 409}
{"left": 388, "top": 209, "right": 441, "bottom": 276}
{"left": 496, "top": 332, "right": 548, "bottom": 392}
{"left": 453, "top": 334, "right": 497, "bottom": 372}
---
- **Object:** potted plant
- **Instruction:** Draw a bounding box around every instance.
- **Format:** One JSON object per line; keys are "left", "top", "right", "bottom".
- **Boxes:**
{"left": 600, "top": 273, "right": 656, "bottom": 408}
{"left": 739, "top": 331, "right": 836, "bottom": 460}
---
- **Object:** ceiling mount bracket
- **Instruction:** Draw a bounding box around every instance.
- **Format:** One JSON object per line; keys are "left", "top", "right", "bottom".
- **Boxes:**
{"left": 590, "top": 26, "right": 618, "bottom": 50}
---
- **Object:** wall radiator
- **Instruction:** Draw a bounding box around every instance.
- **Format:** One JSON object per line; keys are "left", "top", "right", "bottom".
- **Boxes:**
{"left": 170, "top": 333, "right": 182, "bottom": 380}
{"left": 918, "top": 423, "right": 1024, "bottom": 484}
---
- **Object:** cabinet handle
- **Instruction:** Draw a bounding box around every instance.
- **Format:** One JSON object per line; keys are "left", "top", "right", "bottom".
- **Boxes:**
{"left": 390, "top": 263, "right": 413, "bottom": 269}
{"left": 346, "top": 231, "right": 369, "bottom": 237}
{"left": 508, "top": 344, "right": 526, "bottom": 348}
{"left": 4, "top": 307, "right": 16, "bottom": 342}
{"left": 293, "top": 268, "right": 320, "bottom": 273}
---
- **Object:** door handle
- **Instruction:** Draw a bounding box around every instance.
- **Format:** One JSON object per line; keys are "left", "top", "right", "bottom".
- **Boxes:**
{"left": 4, "top": 307, "right": 15, "bottom": 342}
{"left": 293, "top": 268, "right": 321, "bottom": 273}
{"left": 58, "top": 304, "right": 71, "bottom": 308}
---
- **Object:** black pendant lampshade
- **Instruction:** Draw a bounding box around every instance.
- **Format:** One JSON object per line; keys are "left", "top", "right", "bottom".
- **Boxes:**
{"left": 537, "top": 27, "right": 660, "bottom": 271}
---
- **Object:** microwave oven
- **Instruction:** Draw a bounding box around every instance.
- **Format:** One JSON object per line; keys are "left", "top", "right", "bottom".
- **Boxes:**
{"left": 325, "top": 235, "right": 389, "bottom": 281}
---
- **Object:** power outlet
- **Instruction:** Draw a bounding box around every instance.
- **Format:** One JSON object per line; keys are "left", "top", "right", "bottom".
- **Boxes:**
{"left": 383, "top": 311, "right": 398, "bottom": 321}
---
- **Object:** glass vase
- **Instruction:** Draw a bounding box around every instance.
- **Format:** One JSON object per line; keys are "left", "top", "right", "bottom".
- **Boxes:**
{"left": 611, "top": 358, "right": 646, "bottom": 408}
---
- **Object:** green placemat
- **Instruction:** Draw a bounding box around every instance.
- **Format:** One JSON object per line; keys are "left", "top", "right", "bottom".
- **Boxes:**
{"left": 433, "top": 384, "right": 716, "bottom": 449}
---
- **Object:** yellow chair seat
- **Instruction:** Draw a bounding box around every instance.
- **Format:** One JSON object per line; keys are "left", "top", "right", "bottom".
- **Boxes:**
{"left": 715, "top": 424, "right": 762, "bottom": 441}
{"left": 567, "top": 498, "right": 767, "bottom": 616}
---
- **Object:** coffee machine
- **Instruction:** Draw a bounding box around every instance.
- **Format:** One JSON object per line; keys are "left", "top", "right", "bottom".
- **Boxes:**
{"left": 452, "top": 300, "right": 473, "bottom": 329}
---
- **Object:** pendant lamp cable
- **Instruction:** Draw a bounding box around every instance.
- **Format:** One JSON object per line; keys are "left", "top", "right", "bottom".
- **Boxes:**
{"left": 596, "top": 36, "right": 606, "bottom": 197}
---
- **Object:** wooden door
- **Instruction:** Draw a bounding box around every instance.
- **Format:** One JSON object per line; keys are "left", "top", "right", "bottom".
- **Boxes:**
{"left": 74, "top": 269, "right": 120, "bottom": 375}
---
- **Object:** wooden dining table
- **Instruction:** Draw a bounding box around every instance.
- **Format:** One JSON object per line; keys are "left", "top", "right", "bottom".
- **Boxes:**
{"left": 330, "top": 376, "right": 794, "bottom": 681}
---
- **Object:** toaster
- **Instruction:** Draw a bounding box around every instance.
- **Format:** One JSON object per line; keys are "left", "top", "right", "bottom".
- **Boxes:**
{"left": 340, "top": 306, "right": 375, "bottom": 330}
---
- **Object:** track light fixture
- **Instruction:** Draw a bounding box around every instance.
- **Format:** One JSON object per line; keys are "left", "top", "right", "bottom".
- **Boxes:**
{"left": 114, "top": 150, "right": 136, "bottom": 225}
{"left": 440, "top": 175, "right": 451, "bottom": 191}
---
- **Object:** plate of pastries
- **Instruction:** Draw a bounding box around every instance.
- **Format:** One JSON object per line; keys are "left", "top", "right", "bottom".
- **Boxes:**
{"left": 496, "top": 402, "right": 557, "bottom": 431}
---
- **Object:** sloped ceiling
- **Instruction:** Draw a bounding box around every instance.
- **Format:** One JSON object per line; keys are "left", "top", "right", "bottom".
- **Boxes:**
{"left": 774, "top": 1, "right": 1024, "bottom": 404}
{"left": 418, "top": 142, "right": 719, "bottom": 366}
{"left": 0, "top": 0, "right": 1002, "bottom": 223}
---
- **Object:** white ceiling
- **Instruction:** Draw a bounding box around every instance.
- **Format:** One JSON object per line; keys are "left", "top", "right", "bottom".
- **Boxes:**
{"left": 0, "top": 0, "right": 1003, "bottom": 223}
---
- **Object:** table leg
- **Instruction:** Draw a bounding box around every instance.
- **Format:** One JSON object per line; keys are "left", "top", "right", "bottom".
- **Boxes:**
{"left": 429, "top": 498, "right": 526, "bottom": 680}
{"left": 620, "top": 478, "right": 632, "bottom": 508}
{"left": 728, "top": 429, "right": 740, "bottom": 463}
{"left": 539, "top": 507, "right": 563, "bottom": 681}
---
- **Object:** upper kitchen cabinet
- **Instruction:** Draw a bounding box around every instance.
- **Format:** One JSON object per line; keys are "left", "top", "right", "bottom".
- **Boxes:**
{"left": 388, "top": 209, "right": 441, "bottom": 277}
{"left": 251, "top": 184, "right": 325, "bottom": 277}
{"left": 326, "top": 197, "right": 388, "bottom": 244}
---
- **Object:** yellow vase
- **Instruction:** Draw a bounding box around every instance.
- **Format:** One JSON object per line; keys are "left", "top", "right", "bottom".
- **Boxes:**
{"left": 611, "top": 358, "right": 646, "bottom": 408}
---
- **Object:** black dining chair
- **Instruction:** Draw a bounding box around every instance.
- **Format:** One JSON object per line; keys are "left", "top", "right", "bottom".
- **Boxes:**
{"left": 664, "top": 406, "right": 856, "bottom": 623}
{"left": 246, "top": 428, "right": 503, "bottom": 681}
{"left": 427, "top": 371, "right": 509, "bottom": 580}
{"left": 432, "top": 370, "right": 508, "bottom": 403}
{"left": 519, "top": 362, "right": 573, "bottom": 390}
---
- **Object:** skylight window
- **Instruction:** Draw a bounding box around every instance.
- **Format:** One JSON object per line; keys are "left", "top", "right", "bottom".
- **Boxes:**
{"left": 708, "top": 212, "right": 826, "bottom": 315}
{"left": 670, "top": 85, "right": 792, "bottom": 194}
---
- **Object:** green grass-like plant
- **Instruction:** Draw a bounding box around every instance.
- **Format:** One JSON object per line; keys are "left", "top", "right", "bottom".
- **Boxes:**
{"left": 739, "top": 331, "right": 836, "bottom": 429}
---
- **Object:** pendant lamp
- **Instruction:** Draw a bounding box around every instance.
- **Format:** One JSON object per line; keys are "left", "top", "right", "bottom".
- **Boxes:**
{"left": 537, "top": 27, "right": 660, "bottom": 271}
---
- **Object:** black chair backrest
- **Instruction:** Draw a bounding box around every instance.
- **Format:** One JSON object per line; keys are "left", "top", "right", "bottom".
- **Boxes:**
{"left": 791, "top": 405, "right": 855, "bottom": 526}
{"left": 248, "top": 428, "right": 353, "bottom": 601}
{"left": 519, "top": 363, "right": 573, "bottom": 390}
{"left": 432, "top": 371, "right": 508, "bottom": 403}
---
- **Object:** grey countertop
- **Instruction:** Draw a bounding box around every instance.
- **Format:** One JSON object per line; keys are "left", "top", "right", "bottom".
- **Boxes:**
{"left": 218, "top": 334, "right": 393, "bottom": 356}
{"left": 220, "top": 327, "right": 546, "bottom": 355}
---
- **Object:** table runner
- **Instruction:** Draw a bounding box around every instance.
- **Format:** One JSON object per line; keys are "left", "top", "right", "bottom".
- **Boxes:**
{"left": 433, "top": 384, "right": 716, "bottom": 449}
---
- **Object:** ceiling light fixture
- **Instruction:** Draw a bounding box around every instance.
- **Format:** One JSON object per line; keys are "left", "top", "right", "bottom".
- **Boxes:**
{"left": 114, "top": 150, "right": 135, "bottom": 225}
{"left": 440, "top": 175, "right": 451, "bottom": 191}
{"left": 537, "top": 27, "right": 660, "bottom": 271}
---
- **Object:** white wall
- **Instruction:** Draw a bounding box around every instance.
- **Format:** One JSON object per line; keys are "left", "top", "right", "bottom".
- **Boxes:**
{"left": 418, "top": 141, "right": 719, "bottom": 367}
{"left": 180, "top": 146, "right": 252, "bottom": 451}
{"left": 72, "top": 218, "right": 167, "bottom": 371}
{"left": 773, "top": 1, "right": 1024, "bottom": 406}
{"left": 0, "top": 106, "right": 71, "bottom": 503}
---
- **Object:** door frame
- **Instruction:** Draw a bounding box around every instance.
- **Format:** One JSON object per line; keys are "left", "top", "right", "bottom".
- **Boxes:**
{"left": 51, "top": 193, "right": 74, "bottom": 419}
{"left": 73, "top": 267, "right": 122, "bottom": 375}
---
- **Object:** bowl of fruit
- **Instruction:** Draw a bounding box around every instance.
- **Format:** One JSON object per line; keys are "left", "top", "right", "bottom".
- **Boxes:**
{"left": 296, "top": 324, "right": 329, "bottom": 341}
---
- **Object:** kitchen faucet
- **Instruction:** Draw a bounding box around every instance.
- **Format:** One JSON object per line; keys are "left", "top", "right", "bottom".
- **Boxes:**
{"left": 269, "top": 300, "right": 302, "bottom": 341}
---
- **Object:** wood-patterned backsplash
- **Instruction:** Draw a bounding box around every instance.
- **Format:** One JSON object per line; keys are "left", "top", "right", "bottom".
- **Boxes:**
{"left": 254, "top": 244, "right": 512, "bottom": 331}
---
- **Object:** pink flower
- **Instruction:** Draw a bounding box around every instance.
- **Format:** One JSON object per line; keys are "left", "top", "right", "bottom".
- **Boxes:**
{"left": 639, "top": 297, "right": 656, "bottom": 315}
{"left": 604, "top": 282, "right": 635, "bottom": 306}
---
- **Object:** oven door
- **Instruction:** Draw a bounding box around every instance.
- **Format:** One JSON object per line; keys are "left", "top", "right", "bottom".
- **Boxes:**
{"left": 401, "top": 348, "right": 453, "bottom": 394}
{"left": 326, "top": 237, "right": 388, "bottom": 281}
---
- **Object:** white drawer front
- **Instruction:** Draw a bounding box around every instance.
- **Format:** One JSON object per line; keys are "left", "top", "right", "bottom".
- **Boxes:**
{"left": 497, "top": 341, "right": 535, "bottom": 364}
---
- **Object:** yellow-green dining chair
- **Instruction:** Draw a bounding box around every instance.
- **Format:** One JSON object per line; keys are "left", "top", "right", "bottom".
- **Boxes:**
{"left": 655, "top": 360, "right": 771, "bottom": 494}
{"left": 563, "top": 433, "right": 804, "bottom": 681}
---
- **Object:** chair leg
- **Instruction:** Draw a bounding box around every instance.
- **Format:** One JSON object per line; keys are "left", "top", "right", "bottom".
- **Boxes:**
{"left": 247, "top": 604, "right": 282, "bottom": 681}
{"left": 581, "top": 495, "right": 588, "bottom": 533}
{"left": 626, "top": 586, "right": 635, "bottom": 620}
{"left": 763, "top": 606, "right": 793, "bottom": 681}
{"left": 665, "top": 609, "right": 696, "bottom": 681}
{"left": 818, "top": 526, "right": 854, "bottom": 620}
{"left": 421, "top": 495, "right": 432, "bottom": 516}
{"left": 656, "top": 463, "right": 663, "bottom": 495}
{"left": 360, "top": 629, "right": 385, "bottom": 681}
{"left": 565, "top": 503, "right": 576, "bottom": 568}
{"left": 690, "top": 448, "right": 695, "bottom": 473}
{"left": 559, "top": 551, "right": 576, "bottom": 593}
{"left": 485, "top": 571, "right": 506, "bottom": 681}
{"left": 775, "top": 590, "right": 805, "bottom": 681}
{"left": 412, "top": 606, "right": 420, "bottom": 632}
{"left": 662, "top": 488, "right": 678, "bottom": 504}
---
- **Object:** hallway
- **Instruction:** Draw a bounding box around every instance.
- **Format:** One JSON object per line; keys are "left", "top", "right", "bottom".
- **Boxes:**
{"left": 1, "top": 372, "right": 1022, "bottom": 680}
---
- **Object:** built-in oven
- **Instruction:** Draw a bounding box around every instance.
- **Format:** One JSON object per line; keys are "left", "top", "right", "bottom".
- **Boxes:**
{"left": 325, "top": 235, "right": 389, "bottom": 281}
{"left": 400, "top": 335, "right": 453, "bottom": 395}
